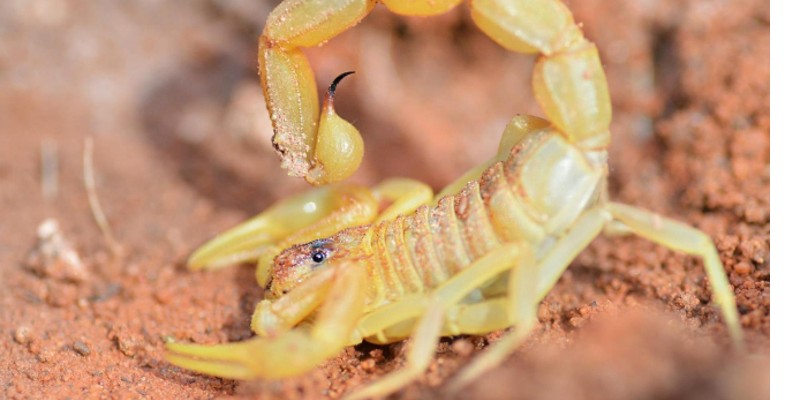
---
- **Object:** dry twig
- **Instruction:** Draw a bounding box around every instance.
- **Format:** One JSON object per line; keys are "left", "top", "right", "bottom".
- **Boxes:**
{"left": 83, "top": 137, "right": 122, "bottom": 255}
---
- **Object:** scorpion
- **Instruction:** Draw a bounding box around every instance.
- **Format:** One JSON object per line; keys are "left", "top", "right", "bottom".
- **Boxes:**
{"left": 165, "top": 0, "right": 745, "bottom": 398}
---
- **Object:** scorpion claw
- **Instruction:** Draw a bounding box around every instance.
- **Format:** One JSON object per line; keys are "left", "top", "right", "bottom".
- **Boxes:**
{"left": 165, "top": 347, "right": 258, "bottom": 380}
{"left": 187, "top": 213, "right": 279, "bottom": 271}
{"left": 166, "top": 339, "right": 272, "bottom": 380}
{"left": 186, "top": 184, "right": 378, "bottom": 276}
{"left": 166, "top": 331, "right": 338, "bottom": 380}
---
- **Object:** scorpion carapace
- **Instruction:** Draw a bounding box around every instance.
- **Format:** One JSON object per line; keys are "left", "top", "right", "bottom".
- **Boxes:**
{"left": 166, "top": 1, "right": 745, "bottom": 399}
{"left": 267, "top": 227, "right": 368, "bottom": 300}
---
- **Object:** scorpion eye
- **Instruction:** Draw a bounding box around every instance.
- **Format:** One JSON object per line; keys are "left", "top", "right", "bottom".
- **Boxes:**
{"left": 311, "top": 250, "right": 326, "bottom": 264}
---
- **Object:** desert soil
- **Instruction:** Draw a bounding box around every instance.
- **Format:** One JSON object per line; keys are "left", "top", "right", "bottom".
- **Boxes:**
{"left": 1, "top": 0, "right": 769, "bottom": 399}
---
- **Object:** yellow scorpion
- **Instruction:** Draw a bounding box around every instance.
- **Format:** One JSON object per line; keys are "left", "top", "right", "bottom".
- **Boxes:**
{"left": 166, "top": 0, "right": 745, "bottom": 398}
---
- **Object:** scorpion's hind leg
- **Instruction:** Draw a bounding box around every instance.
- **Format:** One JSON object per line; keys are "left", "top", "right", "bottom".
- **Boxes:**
{"left": 166, "top": 263, "right": 369, "bottom": 380}
{"left": 605, "top": 202, "right": 745, "bottom": 348}
{"left": 188, "top": 185, "right": 378, "bottom": 282}
{"left": 447, "top": 207, "right": 610, "bottom": 393}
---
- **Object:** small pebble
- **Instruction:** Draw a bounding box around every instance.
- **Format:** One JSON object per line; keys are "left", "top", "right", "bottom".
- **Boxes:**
{"left": 14, "top": 326, "right": 32, "bottom": 344}
{"left": 451, "top": 339, "right": 474, "bottom": 357}
{"left": 359, "top": 358, "right": 376, "bottom": 372}
{"left": 73, "top": 340, "right": 91, "bottom": 356}
{"left": 569, "top": 316, "right": 585, "bottom": 328}
{"left": 37, "top": 347, "right": 54, "bottom": 363}
{"left": 734, "top": 261, "right": 753, "bottom": 275}
{"left": 115, "top": 335, "right": 137, "bottom": 357}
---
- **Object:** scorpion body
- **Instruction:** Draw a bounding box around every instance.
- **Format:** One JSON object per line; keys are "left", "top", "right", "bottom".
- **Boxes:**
{"left": 336, "top": 129, "right": 603, "bottom": 320}
{"left": 166, "top": 1, "right": 745, "bottom": 399}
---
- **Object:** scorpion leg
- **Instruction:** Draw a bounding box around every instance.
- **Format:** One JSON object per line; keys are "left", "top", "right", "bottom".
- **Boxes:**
{"left": 379, "top": 297, "right": 514, "bottom": 340}
{"left": 605, "top": 202, "right": 745, "bottom": 349}
{"left": 166, "top": 263, "right": 368, "bottom": 380}
{"left": 447, "top": 207, "right": 610, "bottom": 392}
{"left": 345, "top": 302, "right": 446, "bottom": 400}
{"left": 348, "top": 242, "right": 534, "bottom": 400}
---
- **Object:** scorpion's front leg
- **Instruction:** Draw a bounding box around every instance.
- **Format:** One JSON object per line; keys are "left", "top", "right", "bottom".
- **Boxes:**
{"left": 166, "top": 263, "right": 368, "bottom": 380}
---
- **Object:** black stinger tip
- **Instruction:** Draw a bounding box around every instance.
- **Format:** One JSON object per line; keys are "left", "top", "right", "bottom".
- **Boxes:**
{"left": 327, "top": 71, "right": 356, "bottom": 98}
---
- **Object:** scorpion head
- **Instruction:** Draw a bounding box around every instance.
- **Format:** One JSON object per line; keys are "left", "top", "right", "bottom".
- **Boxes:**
{"left": 266, "top": 226, "right": 369, "bottom": 300}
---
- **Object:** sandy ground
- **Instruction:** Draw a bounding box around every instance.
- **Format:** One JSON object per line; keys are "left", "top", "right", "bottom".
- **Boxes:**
{"left": 1, "top": 0, "right": 768, "bottom": 399}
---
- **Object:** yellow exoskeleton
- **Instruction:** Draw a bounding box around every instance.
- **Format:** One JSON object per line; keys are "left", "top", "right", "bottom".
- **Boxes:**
{"left": 165, "top": 1, "right": 744, "bottom": 399}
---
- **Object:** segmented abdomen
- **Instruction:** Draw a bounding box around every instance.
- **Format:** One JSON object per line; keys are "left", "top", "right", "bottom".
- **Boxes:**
{"left": 367, "top": 131, "right": 604, "bottom": 303}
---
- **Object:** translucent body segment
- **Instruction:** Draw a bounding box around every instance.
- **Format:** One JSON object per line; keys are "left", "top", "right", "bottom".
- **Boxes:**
{"left": 362, "top": 227, "right": 389, "bottom": 306}
{"left": 382, "top": 0, "right": 463, "bottom": 16}
{"left": 478, "top": 163, "right": 546, "bottom": 244}
{"left": 259, "top": 47, "right": 320, "bottom": 176}
{"left": 428, "top": 195, "right": 472, "bottom": 276}
{"left": 453, "top": 181, "right": 502, "bottom": 262}
{"left": 375, "top": 222, "right": 406, "bottom": 299}
{"left": 404, "top": 206, "right": 450, "bottom": 287}
{"left": 504, "top": 133, "right": 602, "bottom": 234}
{"left": 496, "top": 115, "right": 551, "bottom": 157}
{"left": 533, "top": 42, "right": 612, "bottom": 148}
{"left": 264, "top": 0, "right": 377, "bottom": 48}
{"left": 470, "top": 0, "right": 581, "bottom": 55}
{"left": 383, "top": 218, "right": 425, "bottom": 294}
